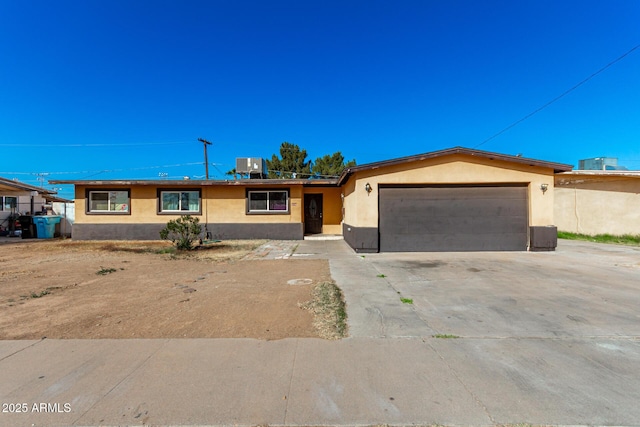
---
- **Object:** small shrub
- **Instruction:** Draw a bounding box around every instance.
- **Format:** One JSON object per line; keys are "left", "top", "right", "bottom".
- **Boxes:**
{"left": 400, "top": 297, "right": 413, "bottom": 304}
{"left": 159, "top": 215, "right": 202, "bottom": 250}
{"left": 30, "top": 290, "right": 50, "bottom": 298}
{"left": 97, "top": 267, "right": 117, "bottom": 275}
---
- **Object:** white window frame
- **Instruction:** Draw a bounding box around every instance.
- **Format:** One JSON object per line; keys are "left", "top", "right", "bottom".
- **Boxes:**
{"left": 159, "top": 190, "right": 201, "bottom": 214}
{"left": 88, "top": 190, "right": 130, "bottom": 214}
{"left": 247, "top": 190, "right": 289, "bottom": 214}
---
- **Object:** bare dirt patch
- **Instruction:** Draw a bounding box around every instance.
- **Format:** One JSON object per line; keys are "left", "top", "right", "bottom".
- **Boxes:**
{"left": 0, "top": 239, "right": 332, "bottom": 340}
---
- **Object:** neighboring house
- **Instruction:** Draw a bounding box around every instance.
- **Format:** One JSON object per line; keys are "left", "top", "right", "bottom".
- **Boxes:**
{"left": 51, "top": 147, "right": 573, "bottom": 252}
{"left": 0, "top": 177, "right": 73, "bottom": 235}
{"left": 555, "top": 171, "right": 640, "bottom": 236}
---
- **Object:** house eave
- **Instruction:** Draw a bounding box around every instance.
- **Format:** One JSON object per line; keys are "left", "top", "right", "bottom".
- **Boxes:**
{"left": 49, "top": 179, "right": 339, "bottom": 187}
{"left": 337, "top": 146, "right": 574, "bottom": 185}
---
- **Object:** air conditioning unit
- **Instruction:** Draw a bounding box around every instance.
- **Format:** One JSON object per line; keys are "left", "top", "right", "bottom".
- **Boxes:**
{"left": 235, "top": 158, "right": 267, "bottom": 178}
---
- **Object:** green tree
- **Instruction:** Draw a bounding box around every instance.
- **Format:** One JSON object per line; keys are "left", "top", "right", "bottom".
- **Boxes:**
{"left": 159, "top": 215, "right": 202, "bottom": 250}
{"left": 266, "top": 142, "right": 312, "bottom": 179}
{"left": 225, "top": 168, "right": 248, "bottom": 179}
{"left": 312, "top": 151, "right": 356, "bottom": 178}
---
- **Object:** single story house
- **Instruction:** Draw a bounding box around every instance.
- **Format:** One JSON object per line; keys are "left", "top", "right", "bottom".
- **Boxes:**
{"left": 555, "top": 170, "right": 640, "bottom": 236}
{"left": 1, "top": 177, "right": 53, "bottom": 217}
{"left": 51, "top": 147, "right": 573, "bottom": 252}
{"left": 0, "top": 177, "right": 74, "bottom": 236}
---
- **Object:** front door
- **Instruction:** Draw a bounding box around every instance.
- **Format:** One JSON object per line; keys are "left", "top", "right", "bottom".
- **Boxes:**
{"left": 304, "top": 194, "right": 323, "bottom": 234}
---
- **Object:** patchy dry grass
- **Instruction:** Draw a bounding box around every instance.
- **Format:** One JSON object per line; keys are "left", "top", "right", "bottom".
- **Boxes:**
{"left": 22, "top": 239, "right": 267, "bottom": 262}
{"left": 433, "top": 334, "right": 460, "bottom": 339}
{"left": 188, "top": 240, "right": 267, "bottom": 262}
{"left": 300, "top": 281, "right": 348, "bottom": 340}
{"left": 558, "top": 231, "right": 640, "bottom": 246}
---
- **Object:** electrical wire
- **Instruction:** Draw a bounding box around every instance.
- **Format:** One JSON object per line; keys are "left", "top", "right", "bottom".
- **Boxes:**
{"left": 475, "top": 43, "right": 640, "bottom": 149}
{"left": 0, "top": 162, "right": 204, "bottom": 176}
{"left": 0, "top": 140, "right": 194, "bottom": 147}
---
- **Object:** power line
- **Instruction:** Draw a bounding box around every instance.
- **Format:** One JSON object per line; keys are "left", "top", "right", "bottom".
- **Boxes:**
{"left": 0, "top": 140, "right": 194, "bottom": 147}
{"left": 475, "top": 43, "right": 640, "bottom": 149}
{"left": 0, "top": 162, "right": 204, "bottom": 176}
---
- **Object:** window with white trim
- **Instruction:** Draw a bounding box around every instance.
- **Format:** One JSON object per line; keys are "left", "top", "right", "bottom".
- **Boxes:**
{"left": 160, "top": 190, "right": 200, "bottom": 213}
{"left": 88, "top": 190, "right": 130, "bottom": 213}
{"left": 248, "top": 190, "right": 288, "bottom": 213}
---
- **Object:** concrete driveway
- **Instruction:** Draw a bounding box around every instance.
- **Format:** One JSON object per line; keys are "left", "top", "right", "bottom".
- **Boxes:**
{"left": 326, "top": 239, "right": 640, "bottom": 339}
{"left": 323, "top": 238, "right": 640, "bottom": 425}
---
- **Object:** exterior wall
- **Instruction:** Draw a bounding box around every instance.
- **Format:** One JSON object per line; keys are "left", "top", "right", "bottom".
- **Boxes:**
{"left": 1, "top": 192, "right": 48, "bottom": 232}
{"left": 303, "top": 186, "right": 343, "bottom": 234}
{"left": 343, "top": 154, "right": 556, "bottom": 229}
{"left": 73, "top": 184, "right": 309, "bottom": 240}
{"left": 1, "top": 192, "right": 48, "bottom": 216}
{"left": 52, "top": 202, "right": 75, "bottom": 237}
{"left": 204, "top": 185, "right": 304, "bottom": 224}
{"left": 341, "top": 154, "right": 557, "bottom": 252}
{"left": 555, "top": 176, "right": 640, "bottom": 235}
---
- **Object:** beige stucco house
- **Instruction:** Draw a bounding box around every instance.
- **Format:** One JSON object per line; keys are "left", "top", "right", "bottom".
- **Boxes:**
{"left": 555, "top": 171, "right": 640, "bottom": 236}
{"left": 52, "top": 147, "right": 573, "bottom": 252}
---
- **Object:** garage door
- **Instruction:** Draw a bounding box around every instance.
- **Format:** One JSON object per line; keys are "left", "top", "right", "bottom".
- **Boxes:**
{"left": 379, "top": 186, "right": 528, "bottom": 252}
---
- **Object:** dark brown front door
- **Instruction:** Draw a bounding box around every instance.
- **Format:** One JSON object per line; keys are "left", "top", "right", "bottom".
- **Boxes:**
{"left": 304, "top": 194, "right": 323, "bottom": 234}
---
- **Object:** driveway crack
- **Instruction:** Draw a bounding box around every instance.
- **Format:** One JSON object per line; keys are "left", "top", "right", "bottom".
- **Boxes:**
{"left": 0, "top": 337, "right": 46, "bottom": 362}
{"left": 282, "top": 338, "right": 299, "bottom": 424}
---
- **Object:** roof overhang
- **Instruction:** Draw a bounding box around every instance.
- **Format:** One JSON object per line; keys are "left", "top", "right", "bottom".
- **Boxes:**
{"left": 555, "top": 170, "right": 640, "bottom": 185}
{"left": 337, "top": 146, "right": 574, "bottom": 185}
{"left": 49, "top": 178, "right": 339, "bottom": 187}
{"left": 0, "top": 177, "right": 56, "bottom": 195}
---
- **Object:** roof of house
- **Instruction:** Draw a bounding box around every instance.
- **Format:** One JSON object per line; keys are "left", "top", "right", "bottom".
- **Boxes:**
{"left": 337, "top": 146, "right": 573, "bottom": 185}
{"left": 0, "top": 176, "right": 56, "bottom": 194}
{"left": 555, "top": 170, "right": 640, "bottom": 185}
{"left": 50, "top": 147, "right": 574, "bottom": 188}
{"left": 49, "top": 178, "right": 339, "bottom": 186}
{"left": 557, "top": 170, "right": 640, "bottom": 177}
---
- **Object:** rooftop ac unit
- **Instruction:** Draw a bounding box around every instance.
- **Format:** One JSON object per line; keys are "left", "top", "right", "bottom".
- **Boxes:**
{"left": 236, "top": 158, "right": 266, "bottom": 178}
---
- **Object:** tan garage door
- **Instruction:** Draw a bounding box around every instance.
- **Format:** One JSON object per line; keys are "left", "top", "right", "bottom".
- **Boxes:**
{"left": 379, "top": 185, "right": 528, "bottom": 252}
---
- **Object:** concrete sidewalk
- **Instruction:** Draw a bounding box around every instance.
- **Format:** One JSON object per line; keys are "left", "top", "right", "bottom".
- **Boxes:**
{"left": 2, "top": 335, "right": 640, "bottom": 426}
{"left": 2, "top": 239, "right": 640, "bottom": 426}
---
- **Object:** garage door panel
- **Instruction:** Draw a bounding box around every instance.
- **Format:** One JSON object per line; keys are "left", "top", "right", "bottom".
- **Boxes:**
{"left": 387, "top": 186, "right": 525, "bottom": 200}
{"left": 388, "top": 217, "right": 527, "bottom": 234}
{"left": 379, "top": 186, "right": 528, "bottom": 252}
{"left": 380, "top": 232, "right": 525, "bottom": 252}
{"left": 395, "top": 201, "right": 527, "bottom": 218}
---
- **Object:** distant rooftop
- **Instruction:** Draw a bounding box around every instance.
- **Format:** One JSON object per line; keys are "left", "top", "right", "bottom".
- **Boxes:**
{"left": 578, "top": 157, "right": 629, "bottom": 171}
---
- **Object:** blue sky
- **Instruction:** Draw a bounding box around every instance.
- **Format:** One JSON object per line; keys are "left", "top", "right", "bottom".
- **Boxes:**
{"left": 1, "top": 1, "right": 639, "bottom": 199}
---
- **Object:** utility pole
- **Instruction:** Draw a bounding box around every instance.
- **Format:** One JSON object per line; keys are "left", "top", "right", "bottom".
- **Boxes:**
{"left": 35, "top": 172, "right": 49, "bottom": 188}
{"left": 198, "top": 138, "right": 212, "bottom": 179}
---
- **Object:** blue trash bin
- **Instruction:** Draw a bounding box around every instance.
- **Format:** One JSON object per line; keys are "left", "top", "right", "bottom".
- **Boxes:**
{"left": 33, "top": 216, "right": 62, "bottom": 239}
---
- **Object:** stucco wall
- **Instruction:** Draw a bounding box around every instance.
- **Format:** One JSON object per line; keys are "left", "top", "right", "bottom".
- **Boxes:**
{"left": 343, "top": 154, "right": 556, "bottom": 228}
{"left": 303, "top": 186, "right": 343, "bottom": 234}
{"left": 555, "top": 176, "right": 640, "bottom": 235}
{"left": 204, "top": 185, "right": 303, "bottom": 224}
{"left": 1, "top": 192, "right": 48, "bottom": 216}
{"left": 74, "top": 184, "right": 306, "bottom": 225}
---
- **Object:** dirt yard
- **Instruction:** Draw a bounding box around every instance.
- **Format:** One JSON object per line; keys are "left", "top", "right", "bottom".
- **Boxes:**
{"left": 0, "top": 239, "right": 332, "bottom": 340}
